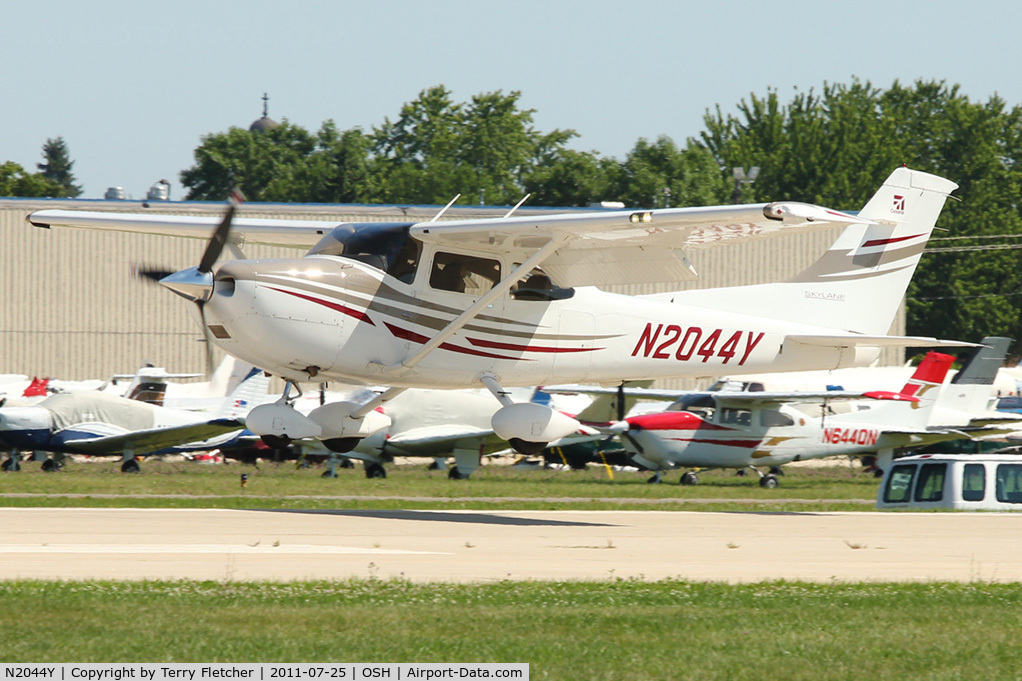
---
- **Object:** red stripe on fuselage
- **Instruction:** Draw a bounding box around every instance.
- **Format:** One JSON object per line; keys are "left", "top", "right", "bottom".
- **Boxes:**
{"left": 384, "top": 322, "right": 529, "bottom": 361}
{"left": 467, "top": 337, "right": 601, "bottom": 354}
{"left": 665, "top": 437, "right": 761, "bottom": 449}
{"left": 267, "top": 287, "right": 375, "bottom": 325}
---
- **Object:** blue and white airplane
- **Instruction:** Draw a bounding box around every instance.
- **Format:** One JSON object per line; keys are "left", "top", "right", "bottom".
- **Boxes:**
{"left": 0, "top": 367, "right": 268, "bottom": 472}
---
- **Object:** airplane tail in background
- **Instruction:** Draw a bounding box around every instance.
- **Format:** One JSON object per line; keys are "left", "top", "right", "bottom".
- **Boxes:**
{"left": 676, "top": 167, "right": 958, "bottom": 337}
{"left": 22, "top": 377, "right": 49, "bottom": 398}
{"left": 934, "top": 337, "right": 1011, "bottom": 414}
{"left": 893, "top": 351, "right": 955, "bottom": 427}
{"left": 215, "top": 367, "right": 270, "bottom": 419}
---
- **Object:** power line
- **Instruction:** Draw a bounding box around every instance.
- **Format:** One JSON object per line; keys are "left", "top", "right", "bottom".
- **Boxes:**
{"left": 923, "top": 243, "right": 1022, "bottom": 253}
{"left": 929, "top": 233, "right": 1022, "bottom": 242}
{"left": 909, "top": 291, "right": 1022, "bottom": 301}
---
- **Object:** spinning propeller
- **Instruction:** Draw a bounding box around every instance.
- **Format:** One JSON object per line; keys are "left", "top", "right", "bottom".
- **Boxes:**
{"left": 609, "top": 383, "right": 644, "bottom": 456}
{"left": 132, "top": 192, "right": 242, "bottom": 374}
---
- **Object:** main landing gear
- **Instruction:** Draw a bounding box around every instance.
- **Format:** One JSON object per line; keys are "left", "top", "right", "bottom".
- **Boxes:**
{"left": 247, "top": 380, "right": 393, "bottom": 455}
{"left": 479, "top": 373, "right": 581, "bottom": 457}
{"left": 671, "top": 466, "right": 784, "bottom": 487}
{"left": 2, "top": 452, "right": 22, "bottom": 472}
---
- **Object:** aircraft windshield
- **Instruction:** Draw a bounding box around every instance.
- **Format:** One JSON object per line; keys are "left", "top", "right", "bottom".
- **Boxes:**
{"left": 667, "top": 394, "right": 715, "bottom": 419}
{"left": 309, "top": 223, "right": 421, "bottom": 282}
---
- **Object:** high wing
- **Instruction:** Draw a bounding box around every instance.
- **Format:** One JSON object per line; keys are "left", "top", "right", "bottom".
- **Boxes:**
{"left": 28, "top": 211, "right": 340, "bottom": 249}
{"left": 408, "top": 202, "right": 869, "bottom": 286}
{"left": 542, "top": 385, "right": 917, "bottom": 407}
{"left": 62, "top": 418, "right": 243, "bottom": 456}
{"left": 29, "top": 199, "right": 865, "bottom": 287}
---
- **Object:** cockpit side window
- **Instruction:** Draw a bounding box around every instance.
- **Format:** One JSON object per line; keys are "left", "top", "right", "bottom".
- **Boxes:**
{"left": 510, "top": 267, "right": 575, "bottom": 301}
{"left": 760, "top": 409, "right": 794, "bottom": 427}
{"left": 430, "top": 252, "right": 501, "bottom": 295}
{"left": 388, "top": 237, "right": 421, "bottom": 284}
{"left": 718, "top": 408, "right": 752, "bottom": 426}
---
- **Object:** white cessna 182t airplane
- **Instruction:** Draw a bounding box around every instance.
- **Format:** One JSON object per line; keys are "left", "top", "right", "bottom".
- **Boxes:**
{"left": 29, "top": 167, "right": 967, "bottom": 456}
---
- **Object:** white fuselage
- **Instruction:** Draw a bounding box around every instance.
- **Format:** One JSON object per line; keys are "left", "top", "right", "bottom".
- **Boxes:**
{"left": 201, "top": 256, "right": 877, "bottom": 389}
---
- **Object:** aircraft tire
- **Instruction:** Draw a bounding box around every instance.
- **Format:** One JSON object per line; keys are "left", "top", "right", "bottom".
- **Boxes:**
{"left": 261, "top": 435, "right": 291, "bottom": 449}
{"left": 40, "top": 458, "right": 57, "bottom": 472}
{"left": 760, "top": 474, "right": 779, "bottom": 489}
{"left": 121, "top": 459, "right": 141, "bottom": 474}
{"left": 679, "top": 471, "right": 699, "bottom": 485}
{"left": 447, "top": 467, "right": 468, "bottom": 480}
{"left": 509, "top": 438, "right": 547, "bottom": 456}
{"left": 365, "top": 463, "right": 387, "bottom": 479}
{"left": 323, "top": 437, "right": 360, "bottom": 453}
{"left": 2, "top": 456, "right": 20, "bottom": 472}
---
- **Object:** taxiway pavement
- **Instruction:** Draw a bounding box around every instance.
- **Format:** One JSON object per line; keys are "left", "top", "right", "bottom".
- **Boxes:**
{"left": 1, "top": 508, "right": 1019, "bottom": 582}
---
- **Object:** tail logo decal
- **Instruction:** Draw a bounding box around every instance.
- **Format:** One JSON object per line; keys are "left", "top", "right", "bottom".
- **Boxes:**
{"left": 892, "top": 195, "right": 906, "bottom": 214}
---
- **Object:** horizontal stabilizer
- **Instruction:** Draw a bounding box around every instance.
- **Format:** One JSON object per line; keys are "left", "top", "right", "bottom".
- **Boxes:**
{"left": 542, "top": 385, "right": 917, "bottom": 406}
{"left": 786, "top": 334, "right": 978, "bottom": 349}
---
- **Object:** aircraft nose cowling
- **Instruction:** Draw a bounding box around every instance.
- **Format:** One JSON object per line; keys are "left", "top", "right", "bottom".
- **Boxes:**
{"left": 201, "top": 258, "right": 361, "bottom": 379}
{"left": 0, "top": 407, "right": 51, "bottom": 448}
{"left": 0, "top": 406, "right": 50, "bottom": 431}
{"left": 626, "top": 411, "right": 703, "bottom": 432}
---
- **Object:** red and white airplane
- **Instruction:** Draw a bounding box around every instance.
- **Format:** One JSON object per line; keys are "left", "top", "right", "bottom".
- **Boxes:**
{"left": 28, "top": 167, "right": 968, "bottom": 456}
{"left": 565, "top": 339, "right": 1020, "bottom": 486}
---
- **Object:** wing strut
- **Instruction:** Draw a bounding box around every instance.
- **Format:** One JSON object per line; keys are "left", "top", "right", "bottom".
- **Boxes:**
{"left": 350, "top": 386, "right": 409, "bottom": 420}
{"left": 385, "top": 235, "right": 570, "bottom": 377}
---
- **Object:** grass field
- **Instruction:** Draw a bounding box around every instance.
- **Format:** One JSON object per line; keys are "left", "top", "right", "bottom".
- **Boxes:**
{"left": 4, "top": 457, "right": 1001, "bottom": 678}
{"left": 0, "top": 456, "right": 880, "bottom": 512}
{"left": 1, "top": 579, "right": 1020, "bottom": 679}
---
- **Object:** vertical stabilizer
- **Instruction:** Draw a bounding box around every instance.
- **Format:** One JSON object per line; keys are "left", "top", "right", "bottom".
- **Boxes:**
{"left": 934, "top": 337, "right": 1011, "bottom": 415}
{"left": 894, "top": 351, "right": 955, "bottom": 427}
{"left": 216, "top": 367, "right": 269, "bottom": 419}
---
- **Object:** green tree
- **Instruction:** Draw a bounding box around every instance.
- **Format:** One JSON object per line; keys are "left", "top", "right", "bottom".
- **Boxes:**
{"left": 180, "top": 121, "right": 319, "bottom": 201}
{"left": 367, "top": 85, "right": 579, "bottom": 206}
{"left": 0, "top": 160, "right": 65, "bottom": 197}
{"left": 611, "top": 136, "right": 729, "bottom": 208}
{"left": 521, "top": 148, "right": 617, "bottom": 207}
{"left": 37, "top": 136, "right": 82, "bottom": 197}
{"left": 698, "top": 78, "right": 1022, "bottom": 345}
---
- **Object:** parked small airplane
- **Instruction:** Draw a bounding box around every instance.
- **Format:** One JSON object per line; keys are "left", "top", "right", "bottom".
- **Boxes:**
{"left": 0, "top": 367, "right": 268, "bottom": 472}
{"left": 0, "top": 357, "right": 249, "bottom": 409}
{"left": 29, "top": 167, "right": 968, "bottom": 458}
{"left": 570, "top": 339, "right": 1019, "bottom": 486}
{"left": 104, "top": 356, "right": 267, "bottom": 411}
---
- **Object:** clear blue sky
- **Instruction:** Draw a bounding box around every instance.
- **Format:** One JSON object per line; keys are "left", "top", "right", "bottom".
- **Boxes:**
{"left": 3, "top": 0, "right": 1020, "bottom": 199}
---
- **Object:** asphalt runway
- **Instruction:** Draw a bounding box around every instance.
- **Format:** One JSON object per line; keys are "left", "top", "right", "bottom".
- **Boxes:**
{"left": 2, "top": 507, "right": 1020, "bottom": 583}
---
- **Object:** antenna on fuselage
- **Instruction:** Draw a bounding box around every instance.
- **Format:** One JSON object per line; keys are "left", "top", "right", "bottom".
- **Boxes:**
{"left": 430, "top": 194, "right": 461, "bottom": 222}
